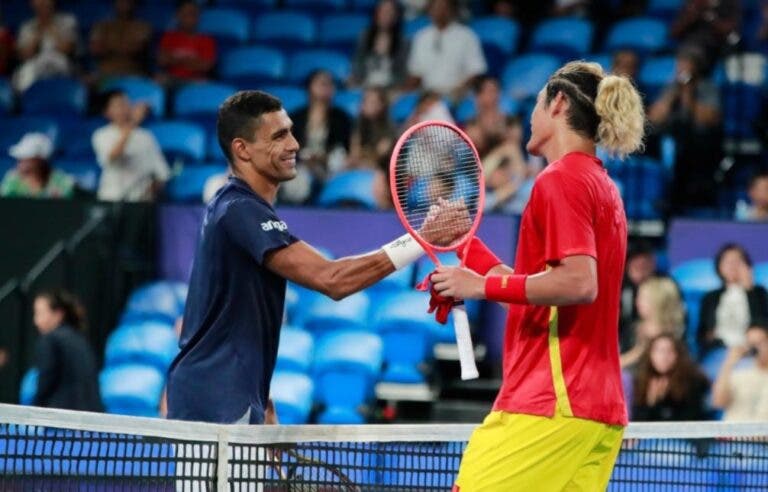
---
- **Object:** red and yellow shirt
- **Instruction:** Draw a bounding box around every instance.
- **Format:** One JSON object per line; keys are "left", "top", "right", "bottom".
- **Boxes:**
{"left": 493, "top": 151, "right": 628, "bottom": 426}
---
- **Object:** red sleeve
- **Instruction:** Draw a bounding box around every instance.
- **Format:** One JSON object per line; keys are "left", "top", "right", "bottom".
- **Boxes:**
{"left": 158, "top": 32, "right": 174, "bottom": 52}
{"left": 532, "top": 169, "right": 596, "bottom": 264}
{"left": 199, "top": 35, "right": 216, "bottom": 62}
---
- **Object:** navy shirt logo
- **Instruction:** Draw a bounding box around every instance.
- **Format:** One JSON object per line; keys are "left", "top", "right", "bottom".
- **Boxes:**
{"left": 261, "top": 220, "right": 288, "bottom": 232}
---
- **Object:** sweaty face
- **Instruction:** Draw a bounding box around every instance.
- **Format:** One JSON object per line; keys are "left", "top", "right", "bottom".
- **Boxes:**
{"left": 245, "top": 110, "right": 299, "bottom": 183}
{"left": 525, "top": 90, "right": 553, "bottom": 157}
{"left": 649, "top": 337, "right": 677, "bottom": 375}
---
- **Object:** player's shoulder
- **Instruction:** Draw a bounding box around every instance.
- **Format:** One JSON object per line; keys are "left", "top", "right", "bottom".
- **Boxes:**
{"left": 212, "top": 180, "right": 275, "bottom": 220}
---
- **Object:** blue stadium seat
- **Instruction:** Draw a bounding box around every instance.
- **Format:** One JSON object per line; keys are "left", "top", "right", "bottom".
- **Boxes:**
{"left": 314, "top": 331, "right": 383, "bottom": 424}
{"left": 351, "top": 0, "right": 378, "bottom": 10}
{"left": 59, "top": 117, "right": 105, "bottom": 158}
{"left": 285, "top": 0, "right": 347, "bottom": 11}
{"left": 104, "top": 321, "right": 179, "bottom": 373}
{"left": 100, "top": 364, "right": 165, "bottom": 417}
{"left": 65, "top": 2, "right": 112, "bottom": 33}
{"left": 285, "top": 281, "right": 323, "bottom": 325}
{"left": 166, "top": 163, "right": 227, "bottom": 202}
{"left": 253, "top": 12, "right": 317, "bottom": 47}
{"left": 122, "top": 281, "right": 188, "bottom": 325}
{"left": 147, "top": 121, "right": 207, "bottom": 163}
{"left": 0, "top": 78, "right": 13, "bottom": 115}
{"left": 754, "top": 262, "right": 768, "bottom": 289}
{"left": 530, "top": 17, "right": 594, "bottom": 58}
{"left": 103, "top": 77, "right": 166, "bottom": 119}
{"left": 173, "top": 82, "right": 236, "bottom": 118}
{"left": 646, "top": 0, "right": 684, "bottom": 20}
{"left": 334, "top": 89, "right": 363, "bottom": 118}
{"left": 604, "top": 17, "right": 668, "bottom": 54}
{"left": 722, "top": 82, "right": 764, "bottom": 140}
{"left": 136, "top": 3, "right": 175, "bottom": 31}
{"left": 404, "top": 16, "right": 430, "bottom": 38}
{"left": 320, "top": 14, "right": 368, "bottom": 54}
{"left": 276, "top": 326, "right": 314, "bottom": 374}
{"left": 670, "top": 258, "right": 721, "bottom": 349}
{"left": 470, "top": 17, "right": 520, "bottom": 74}
{"left": 298, "top": 291, "right": 371, "bottom": 335}
{"left": 199, "top": 7, "right": 251, "bottom": 47}
{"left": 207, "top": 132, "right": 226, "bottom": 162}
{"left": 639, "top": 56, "right": 676, "bottom": 102}
{"left": 700, "top": 346, "right": 727, "bottom": 382}
{"left": 55, "top": 159, "right": 101, "bottom": 192}
{"left": 260, "top": 85, "right": 308, "bottom": 114}
{"left": 502, "top": 54, "right": 561, "bottom": 102}
{"left": 390, "top": 91, "right": 419, "bottom": 124}
{"left": 21, "top": 78, "right": 86, "bottom": 116}
{"left": 454, "top": 95, "right": 519, "bottom": 123}
{"left": 270, "top": 371, "right": 314, "bottom": 424}
{"left": 19, "top": 368, "right": 38, "bottom": 405}
{"left": 367, "top": 263, "right": 415, "bottom": 292}
{"left": 317, "top": 170, "right": 377, "bottom": 209}
{"left": 587, "top": 53, "right": 613, "bottom": 73}
{"left": 0, "top": 117, "right": 59, "bottom": 154}
{"left": 287, "top": 49, "right": 351, "bottom": 85}
{"left": 219, "top": 46, "right": 285, "bottom": 87}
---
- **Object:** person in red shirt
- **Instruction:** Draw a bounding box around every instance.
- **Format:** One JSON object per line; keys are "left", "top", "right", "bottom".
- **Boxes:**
{"left": 156, "top": 0, "right": 216, "bottom": 84}
{"left": 432, "top": 61, "right": 646, "bottom": 490}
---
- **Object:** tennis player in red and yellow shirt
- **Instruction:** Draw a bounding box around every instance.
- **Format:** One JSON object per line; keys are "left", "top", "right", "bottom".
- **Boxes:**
{"left": 432, "top": 61, "right": 646, "bottom": 491}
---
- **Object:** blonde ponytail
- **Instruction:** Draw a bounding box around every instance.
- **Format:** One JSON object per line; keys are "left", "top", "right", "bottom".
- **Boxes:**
{"left": 595, "top": 75, "right": 645, "bottom": 158}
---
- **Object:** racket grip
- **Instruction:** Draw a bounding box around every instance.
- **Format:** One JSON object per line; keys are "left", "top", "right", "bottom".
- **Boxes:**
{"left": 451, "top": 304, "right": 479, "bottom": 380}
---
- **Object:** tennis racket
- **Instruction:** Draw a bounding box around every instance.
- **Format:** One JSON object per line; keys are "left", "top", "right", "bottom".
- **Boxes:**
{"left": 389, "top": 120, "right": 484, "bottom": 381}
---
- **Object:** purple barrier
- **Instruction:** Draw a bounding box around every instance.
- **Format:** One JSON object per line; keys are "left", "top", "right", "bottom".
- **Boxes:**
{"left": 668, "top": 219, "right": 768, "bottom": 268}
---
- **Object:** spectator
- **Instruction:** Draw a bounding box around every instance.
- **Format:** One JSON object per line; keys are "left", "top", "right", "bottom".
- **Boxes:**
{"left": 463, "top": 76, "right": 510, "bottom": 158}
{"left": 156, "top": 0, "right": 216, "bottom": 84}
{"left": 32, "top": 289, "right": 103, "bottom": 412}
{"left": 621, "top": 276, "right": 686, "bottom": 370}
{"left": 620, "top": 241, "right": 658, "bottom": 353}
{"left": 481, "top": 117, "right": 534, "bottom": 215}
{"left": 92, "top": 90, "right": 170, "bottom": 201}
{"left": 488, "top": 0, "right": 516, "bottom": 18}
{"left": 0, "top": 133, "right": 74, "bottom": 198}
{"left": 712, "top": 322, "right": 768, "bottom": 421}
{"left": 0, "top": 9, "right": 15, "bottom": 76}
{"left": 632, "top": 334, "right": 710, "bottom": 421}
{"left": 403, "top": 90, "right": 455, "bottom": 128}
{"left": 648, "top": 46, "right": 722, "bottom": 215}
{"left": 552, "top": 0, "right": 590, "bottom": 17}
{"left": 372, "top": 150, "right": 394, "bottom": 210}
{"left": 698, "top": 243, "right": 768, "bottom": 355}
{"left": 89, "top": 0, "right": 152, "bottom": 82}
{"left": 348, "top": 87, "right": 396, "bottom": 169}
{"left": 350, "top": 0, "right": 408, "bottom": 89}
{"left": 671, "top": 0, "right": 741, "bottom": 72}
{"left": 735, "top": 172, "right": 768, "bottom": 221}
{"left": 291, "top": 70, "right": 353, "bottom": 179}
{"left": 406, "top": 0, "right": 487, "bottom": 100}
{"left": 12, "top": 0, "right": 79, "bottom": 92}
{"left": 611, "top": 49, "right": 639, "bottom": 82}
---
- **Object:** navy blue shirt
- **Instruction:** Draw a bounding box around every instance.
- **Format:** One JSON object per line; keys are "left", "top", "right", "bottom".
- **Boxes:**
{"left": 167, "top": 177, "right": 298, "bottom": 424}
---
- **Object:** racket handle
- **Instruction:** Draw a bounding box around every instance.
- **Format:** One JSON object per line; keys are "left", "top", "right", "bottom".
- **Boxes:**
{"left": 451, "top": 304, "right": 479, "bottom": 380}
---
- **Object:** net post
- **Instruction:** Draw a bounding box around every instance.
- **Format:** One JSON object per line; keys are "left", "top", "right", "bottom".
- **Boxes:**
{"left": 216, "top": 427, "right": 230, "bottom": 491}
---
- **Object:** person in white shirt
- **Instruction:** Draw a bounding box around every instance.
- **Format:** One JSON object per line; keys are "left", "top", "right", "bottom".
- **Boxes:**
{"left": 406, "top": 0, "right": 486, "bottom": 100}
{"left": 92, "top": 90, "right": 170, "bottom": 201}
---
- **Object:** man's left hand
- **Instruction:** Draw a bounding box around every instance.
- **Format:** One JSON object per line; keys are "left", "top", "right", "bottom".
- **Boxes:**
{"left": 431, "top": 266, "right": 485, "bottom": 300}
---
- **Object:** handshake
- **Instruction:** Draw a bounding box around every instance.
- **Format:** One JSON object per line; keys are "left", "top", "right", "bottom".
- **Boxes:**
{"left": 418, "top": 198, "right": 472, "bottom": 247}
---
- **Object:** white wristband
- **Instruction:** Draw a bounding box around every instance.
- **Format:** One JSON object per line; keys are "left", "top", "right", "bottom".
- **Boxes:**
{"left": 382, "top": 233, "right": 425, "bottom": 270}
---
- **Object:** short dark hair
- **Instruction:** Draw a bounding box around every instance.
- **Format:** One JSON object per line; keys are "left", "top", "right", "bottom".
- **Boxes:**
{"left": 714, "top": 242, "right": 753, "bottom": 281}
{"left": 473, "top": 75, "right": 499, "bottom": 93}
{"left": 748, "top": 172, "right": 768, "bottom": 189}
{"left": 99, "top": 89, "right": 126, "bottom": 113}
{"left": 627, "top": 239, "right": 654, "bottom": 261}
{"left": 216, "top": 90, "right": 283, "bottom": 164}
{"left": 545, "top": 66, "right": 602, "bottom": 141}
{"left": 176, "top": 0, "right": 198, "bottom": 10}
{"left": 304, "top": 69, "right": 333, "bottom": 91}
{"left": 747, "top": 321, "right": 768, "bottom": 336}
{"left": 35, "top": 289, "right": 87, "bottom": 332}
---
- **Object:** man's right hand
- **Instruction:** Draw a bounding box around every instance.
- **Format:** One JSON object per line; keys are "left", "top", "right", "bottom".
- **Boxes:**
{"left": 419, "top": 198, "right": 472, "bottom": 247}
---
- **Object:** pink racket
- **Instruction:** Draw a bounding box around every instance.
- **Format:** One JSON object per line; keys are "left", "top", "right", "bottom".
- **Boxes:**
{"left": 389, "top": 120, "right": 485, "bottom": 380}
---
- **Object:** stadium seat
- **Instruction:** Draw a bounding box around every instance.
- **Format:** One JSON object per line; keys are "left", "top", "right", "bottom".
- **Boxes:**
{"left": 207, "top": 132, "right": 226, "bottom": 162}
{"left": 173, "top": 83, "right": 236, "bottom": 119}
{"left": 122, "top": 281, "right": 188, "bottom": 325}
{"left": 367, "top": 262, "right": 415, "bottom": 292}
{"left": 55, "top": 159, "right": 101, "bottom": 192}
{"left": 454, "top": 95, "right": 519, "bottom": 123}
{"left": 298, "top": 291, "right": 370, "bottom": 335}
{"left": 276, "top": 326, "right": 314, "bottom": 374}
{"left": 100, "top": 364, "right": 165, "bottom": 417}
{"left": 166, "top": 163, "right": 227, "bottom": 202}
{"left": 530, "top": 17, "right": 594, "bottom": 58}
{"left": 0, "top": 117, "right": 59, "bottom": 154}
{"left": 754, "top": 262, "right": 768, "bottom": 289}
{"left": 259, "top": 86, "right": 307, "bottom": 114}
{"left": 199, "top": 7, "right": 250, "bottom": 47}
{"left": 270, "top": 371, "right": 314, "bottom": 424}
{"left": 670, "top": 258, "right": 721, "bottom": 350}
{"left": 390, "top": 91, "right": 419, "bottom": 124}
{"left": 59, "top": 117, "right": 105, "bottom": 159}
{"left": 334, "top": 89, "right": 363, "bottom": 118}
{"left": 253, "top": 12, "right": 317, "bottom": 48}
{"left": 351, "top": 0, "right": 378, "bottom": 10}
{"left": 136, "top": 3, "right": 175, "bottom": 31}
{"left": 639, "top": 56, "right": 676, "bottom": 103}
{"left": 320, "top": 14, "right": 369, "bottom": 54}
{"left": 287, "top": 50, "right": 351, "bottom": 85}
{"left": 285, "top": 0, "right": 347, "bottom": 11}
{"left": 21, "top": 78, "right": 86, "bottom": 116}
{"left": 604, "top": 17, "right": 668, "bottom": 54}
{"left": 102, "top": 77, "right": 166, "bottom": 119}
{"left": 65, "top": 2, "right": 111, "bottom": 33}
{"left": 470, "top": 17, "right": 520, "bottom": 74}
{"left": 19, "top": 368, "right": 38, "bottom": 405}
{"left": 104, "top": 321, "right": 179, "bottom": 373}
{"left": 219, "top": 46, "right": 285, "bottom": 87}
{"left": 587, "top": 53, "right": 613, "bottom": 73}
{"left": 404, "top": 16, "right": 429, "bottom": 38}
{"left": 317, "top": 170, "right": 377, "bottom": 209}
{"left": 646, "top": 0, "right": 684, "bottom": 20}
{"left": 0, "top": 78, "right": 13, "bottom": 115}
{"left": 722, "top": 82, "right": 764, "bottom": 140}
{"left": 147, "top": 121, "right": 207, "bottom": 163}
{"left": 502, "top": 54, "right": 561, "bottom": 102}
{"left": 314, "top": 331, "right": 383, "bottom": 424}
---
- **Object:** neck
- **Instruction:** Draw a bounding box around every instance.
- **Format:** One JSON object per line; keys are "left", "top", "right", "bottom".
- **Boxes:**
{"left": 233, "top": 166, "right": 279, "bottom": 204}
{"left": 540, "top": 128, "right": 595, "bottom": 164}
{"left": 434, "top": 20, "right": 451, "bottom": 30}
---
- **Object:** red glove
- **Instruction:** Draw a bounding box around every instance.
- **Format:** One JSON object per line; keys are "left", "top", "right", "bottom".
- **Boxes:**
{"left": 416, "top": 272, "right": 454, "bottom": 324}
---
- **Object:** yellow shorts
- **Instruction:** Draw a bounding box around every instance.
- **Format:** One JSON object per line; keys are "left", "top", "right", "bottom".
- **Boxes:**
{"left": 454, "top": 411, "right": 624, "bottom": 492}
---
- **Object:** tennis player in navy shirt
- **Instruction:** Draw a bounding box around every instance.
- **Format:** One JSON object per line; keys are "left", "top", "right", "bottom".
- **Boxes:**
{"left": 167, "top": 91, "right": 465, "bottom": 425}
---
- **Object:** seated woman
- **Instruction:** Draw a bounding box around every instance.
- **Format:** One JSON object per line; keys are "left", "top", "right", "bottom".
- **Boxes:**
{"left": 698, "top": 243, "right": 768, "bottom": 356}
{"left": 632, "top": 334, "right": 709, "bottom": 421}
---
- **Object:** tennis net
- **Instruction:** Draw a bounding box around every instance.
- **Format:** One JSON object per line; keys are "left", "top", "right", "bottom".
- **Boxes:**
{"left": 1, "top": 403, "right": 767, "bottom": 491}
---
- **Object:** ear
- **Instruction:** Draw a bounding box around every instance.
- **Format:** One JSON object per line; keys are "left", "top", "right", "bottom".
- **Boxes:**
{"left": 231, "top": 138, "right": 252, "bottom": 164}
{"left": 549, "top": 91, "right": 569, "bottom": 118}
